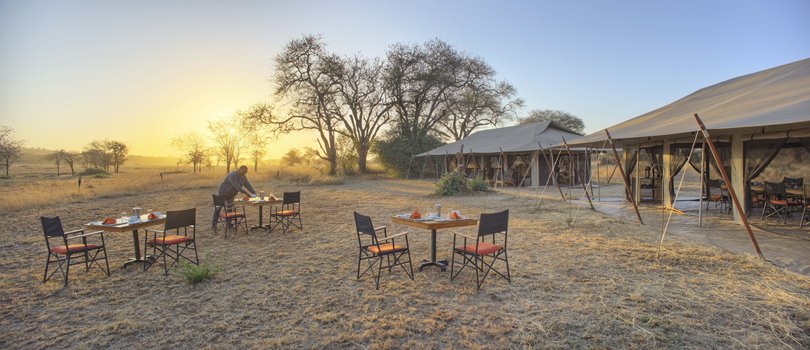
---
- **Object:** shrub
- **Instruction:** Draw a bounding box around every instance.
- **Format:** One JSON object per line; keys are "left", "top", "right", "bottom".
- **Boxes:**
{"left": 468, "top": 176, "right": 491, "bottom": 192}
{"left": 435, "top": 172, "right": 467, "bottom": 196}
{"left": 180, "top": 260, "right": 217, "bottom": 284}
{"left": 80, "top": 168, "right": 108, "bottom": 176}
{"left": 374, "top": 130, "right": 444, "bottom": 178}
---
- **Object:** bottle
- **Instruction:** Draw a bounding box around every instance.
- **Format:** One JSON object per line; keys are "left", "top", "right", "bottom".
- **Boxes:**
{"left": 435, "top": 203, "right": 442, "bottom": 218}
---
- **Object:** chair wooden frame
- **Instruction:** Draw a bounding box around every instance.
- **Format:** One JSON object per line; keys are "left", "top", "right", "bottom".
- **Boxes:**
{"left": 213, "top": 194, "right": 248, "bottom": 238}
{"left": 144, "top": 208, "right": 199, "bottom": 275}
{"left": 41, "top": 216, "right": 110, "bottom": 287}
{"left": 450, "top": 210, "right": 511, "bottom": 290}
{"left": 354, "top": 212, "right": 414, "bottom": 289}
{"left": 761, "top": 181, "right": 789, "bottom": 224}
{"left": 270, "top": 191, "right": 303, "bottom": 234}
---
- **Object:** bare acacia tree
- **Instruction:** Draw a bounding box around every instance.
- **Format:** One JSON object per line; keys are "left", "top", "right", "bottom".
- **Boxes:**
{"left": 383, "top": 39, "right": 464, "bottom": 140}
{"left": 0, "top": 126, "right": 24, "bottom": 176}
{"left": 437, "top": 57, "right": 524, "bottom": 140}
{"left": 208, "top": 116, "right": 245, "bottom": 173}
{"left": 105, "top": 140, "right": 128, "bottom": 173}
{"left": 245, "top": 35, "right": 342, "bottom": 175}
{"left": 171, "top": 132, "right": 209, "bottom": 173}
{"left": 240, "top": 114, "right": 272, "bottom": 172}
{"left": 46, "top": 149, "right": 78, "bottom": 176}
{"left": 331, "top": 55, "right": 393, "bottom": 172}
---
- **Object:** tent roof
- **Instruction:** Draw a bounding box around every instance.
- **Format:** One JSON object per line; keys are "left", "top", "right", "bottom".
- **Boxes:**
{"left": 565, "top": 58, "right": 810, "bottom": 148}
{"left": 416, "top": 121, "right": 583, "bottom": 156}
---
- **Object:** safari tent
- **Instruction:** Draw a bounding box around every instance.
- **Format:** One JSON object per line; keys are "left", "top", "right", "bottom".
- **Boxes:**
{"left": 416, "top": 121, "right": 589, "bottom": 187}
{"left": 564, "top": 57, "right": 810, "bottom": 255}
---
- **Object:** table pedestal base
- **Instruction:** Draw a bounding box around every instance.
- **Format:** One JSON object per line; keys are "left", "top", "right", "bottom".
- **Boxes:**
{"left": 419, "top": 259, "right": 448, "bottom": 272}
{"left": 122, "top": 255, "right": 154, "bottom": 269}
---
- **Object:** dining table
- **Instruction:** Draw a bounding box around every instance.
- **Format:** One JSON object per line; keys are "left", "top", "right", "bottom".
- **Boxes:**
{"left": 85, "top": 214, "right": 166, "bottom": 269}
{"left": 391, "top": 215, "right": 478, "bottom": 272}
{"left": 234, "top": 196, "right": 283, "bottom": 230}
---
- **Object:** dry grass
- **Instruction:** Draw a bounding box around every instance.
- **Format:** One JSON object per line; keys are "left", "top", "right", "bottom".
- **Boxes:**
{"left": 1, "top": 175, "right": 809, "bottom": 349}
{"left": 0, "top": 165, "right": 332, "bottom": 212}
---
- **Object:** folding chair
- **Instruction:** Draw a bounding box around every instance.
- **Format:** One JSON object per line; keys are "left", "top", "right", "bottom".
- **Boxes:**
{"left": 450, "top": 210, "right": 511, "bottom": 290}
{"left": 270, "top": 191, "right": 302, "bottom": 234}
{"left": 705, "top": 179, "right": 729, "bottom": 212}
{"left": 144, "top": 208, "right": 199, "bottom": 275}
{"left": 354, "top": 212, "right": 414, "bottom": 289}
{"left": 213, "top": 194, "right": 248, "bottom": 238}
{"left": 761, "top": 181, "right": 789, "bottom": 224}
{"left": 783, "top": 177, "right": 804, "bottom": 211}
{"left": 41, "top": 216, "right": 110, "bottom": 287}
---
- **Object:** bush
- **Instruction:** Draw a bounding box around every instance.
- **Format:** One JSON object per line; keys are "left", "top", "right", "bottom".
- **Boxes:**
{"left": 435, "top": 172, "right": 467, "bottom": 196}
{"left": 180, "top": 260, "right": 217, "bottom": 284}
{"left": 468, "top": 176, "right": 491, "bottom": 192}
{"left": 80, "top": 168, "right": 108, "bottom": 176}
{"left": 374, "top": 130, "right": 444, "bottom": 178}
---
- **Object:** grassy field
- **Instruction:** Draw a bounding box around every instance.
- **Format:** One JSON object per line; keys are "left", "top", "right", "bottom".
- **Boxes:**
{"left": 1, "top": 167, "right": 809, "bottom": 349}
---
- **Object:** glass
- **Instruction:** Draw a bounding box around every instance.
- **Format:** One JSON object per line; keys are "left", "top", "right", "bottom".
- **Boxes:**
{"left": 120, "top": 212, "right": 128, "bottom": 224}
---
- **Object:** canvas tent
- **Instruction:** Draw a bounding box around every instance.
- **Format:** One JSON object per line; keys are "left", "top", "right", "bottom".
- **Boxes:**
{"left": 416, "top": 121, "right": 588, "bottom": 187}
{"left": 564, "top": 58, "right": 810, "bottom": 227}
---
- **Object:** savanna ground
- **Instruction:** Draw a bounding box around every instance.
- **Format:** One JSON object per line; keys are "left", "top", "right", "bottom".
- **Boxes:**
{"left": 1, "top": 167, "right": 809, "bottom": 349}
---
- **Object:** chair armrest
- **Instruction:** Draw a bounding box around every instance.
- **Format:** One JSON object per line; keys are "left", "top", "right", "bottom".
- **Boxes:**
{"left": 378, "top": 231, "right": 409, "bottom": 241}
{"left": 374, "top": 226, "right": 387, "bottom": 231}
{"left": 66, "top": 230, "right": 105, "bottom": 240}
{"left": 64, "top": 229, "right": 85, "bottom": 235}
{"left": 450, "top": 230, "right": 476, "bottom": 240}
{"left": 144, "top": 228, "right": 165, "bottom": 234}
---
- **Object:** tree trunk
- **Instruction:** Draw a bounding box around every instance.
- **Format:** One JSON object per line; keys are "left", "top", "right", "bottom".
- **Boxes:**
{"left": 254, "top": 151, "right": 258, "bottom": 172}
{"left": 4, "top": 159, "right": 9, "bottom": 176}
{"left": 68, "top": 162, "right": 75, "bottom": 175}
{"left": 357, "top": 144, "right": 369, "bottom": 173}
{"left": 56, "top": 161, "right": 61, "bottom": 176}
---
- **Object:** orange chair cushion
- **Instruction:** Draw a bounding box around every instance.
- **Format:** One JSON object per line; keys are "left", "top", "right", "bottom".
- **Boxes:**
{"left": 710, "top": 194, "right": 724, "bottom": 201}
{"left": 273, "top": 210, "right": 298, "bottom": 217}
{"left": 148, "top": 235, "right": 192, "bottom": 246}
{"left": 220, "top": 212, "right": 244, "bottom": 219}
{"left": 50, "top": 244, "right": 99, "bottom": 255}
{"left": 457, "top": 242, "right": 503, "bottom": 255}
{"left": 769, "top": 199, "right": 787, "bottom": 206}
{"left": 366, "top": 243, "right": 405, "bottom": 254}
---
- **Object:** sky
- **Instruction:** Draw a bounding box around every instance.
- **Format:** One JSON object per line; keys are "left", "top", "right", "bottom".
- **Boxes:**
{"left": 1, "top": 0, "right": 808, "bottom": 158}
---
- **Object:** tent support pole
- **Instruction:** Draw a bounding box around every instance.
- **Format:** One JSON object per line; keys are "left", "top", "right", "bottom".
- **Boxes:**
{"left": 606, "top": 130, "right": 644, "bottom": 225}
{"left": 539, "top": 143, "right": 567, "bottom": 201}
{"left": 606, "top": 162, "right": 618, "bottom": 184}
{"left": 699, "top": 141, "right": 705, "bottom": 227}
{"left": 597, "top": 150, "right": 601, "bottom": 201}
{"left": 694, "top": 114, "right": 763, "bottom": 258}
{"left": 563, "top": 137, "right": 595, "bottom": 211}
{"left": 406, "top": 154, "right": 413, "bottom": 179}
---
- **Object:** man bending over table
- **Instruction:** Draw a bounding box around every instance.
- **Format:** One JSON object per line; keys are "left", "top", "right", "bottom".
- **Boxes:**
{"left": 212, "top": 165, "right": 257, "bottom": 229}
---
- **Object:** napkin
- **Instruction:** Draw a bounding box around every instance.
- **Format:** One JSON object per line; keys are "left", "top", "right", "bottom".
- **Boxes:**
{"left": 450, "top": 211, "right": 461, "bottom": 220}
{"left": 242, "top": 196, "right": 251, "bottom": 201}
{"left": 102, "top": 218, "right": 117, "bottom": 225}
{"left": 409, "top": 211, "right": 421, "bottom": 219}
{"left": 147, "top": 213, "right": 158, "bottom": 220}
